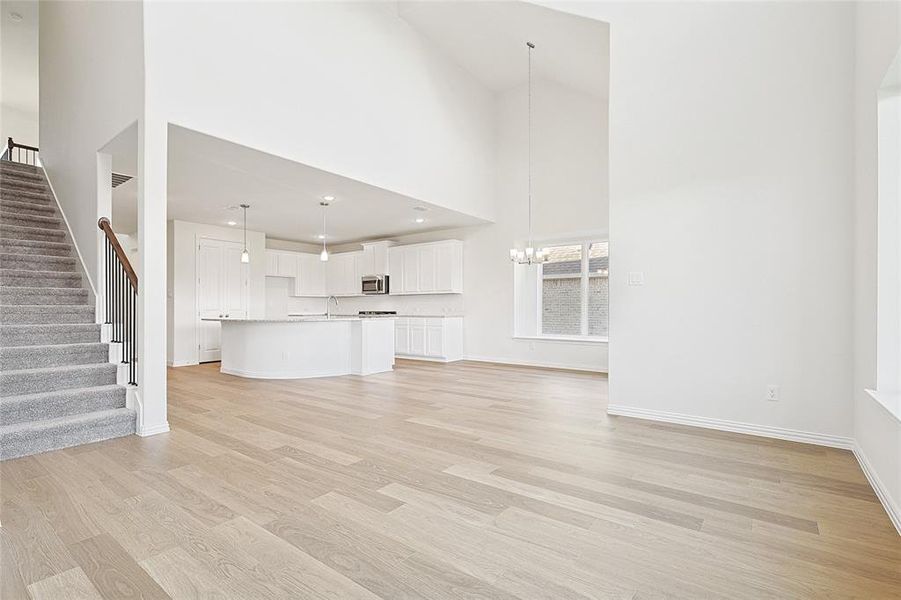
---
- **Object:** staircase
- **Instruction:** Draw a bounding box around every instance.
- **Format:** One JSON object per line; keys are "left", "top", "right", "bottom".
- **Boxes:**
{"left": 0, "top": 160, "right": 135, "bottom": 460}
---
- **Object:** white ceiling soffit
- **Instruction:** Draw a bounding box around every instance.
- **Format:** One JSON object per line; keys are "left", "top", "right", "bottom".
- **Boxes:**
{"left": 397, "top": 1, "right": 609, "bottom": 99}
{"left": 148, "top": 126, "right": 488, "bottom": 243}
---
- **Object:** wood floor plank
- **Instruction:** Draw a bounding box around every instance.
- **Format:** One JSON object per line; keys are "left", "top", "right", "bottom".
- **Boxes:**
{"left": 67, "top": 533, "right": 170, "bottom": 600}
{"left": 1, "top": 361, "right": 898, "bottom": 599}
{"left": 26, "top": 567, "right": 104, "bottom": 600}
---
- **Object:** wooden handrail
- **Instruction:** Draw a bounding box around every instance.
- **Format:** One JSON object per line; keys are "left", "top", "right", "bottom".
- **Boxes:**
{"left": 7, "top": 137, "right": 38, "bottom": 152}
{"left": 98, "top": 217, "right": 138, "bottom": 290}
{"left": 3, "top": 137, "right": 40, "bottom": 166}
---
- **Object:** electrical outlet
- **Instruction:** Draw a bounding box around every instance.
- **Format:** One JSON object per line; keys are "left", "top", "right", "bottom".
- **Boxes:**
{"left": 766, "top": 385, "right": 780, "bottom": 402}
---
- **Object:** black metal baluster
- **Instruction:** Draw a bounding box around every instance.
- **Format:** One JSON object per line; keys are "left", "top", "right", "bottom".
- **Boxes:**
{"left": 105, "top": 240, "right": 111, "bottom": 324}
{"left": 122, "top": 278, "right": 129, "bottom": 365}
{"left": 129, "top": 287, "right": 134, "bottom": 384}
{"left": 114, "top": 261, "right": 121, "bottom": 342}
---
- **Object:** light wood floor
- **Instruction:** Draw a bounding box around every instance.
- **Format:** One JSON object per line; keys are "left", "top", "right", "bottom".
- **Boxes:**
{"left": 2, "top": 360, "right": 899, "bottom": 599}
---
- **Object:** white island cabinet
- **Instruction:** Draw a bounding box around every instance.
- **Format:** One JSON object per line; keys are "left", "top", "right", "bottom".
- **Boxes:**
{"left": 209, "top": 317, "right": 395, "bottom": 379}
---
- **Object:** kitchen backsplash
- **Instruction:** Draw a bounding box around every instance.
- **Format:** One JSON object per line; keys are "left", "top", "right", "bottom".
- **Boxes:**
{"left": 265, "top": 277, "right": 465, "bottom": 318}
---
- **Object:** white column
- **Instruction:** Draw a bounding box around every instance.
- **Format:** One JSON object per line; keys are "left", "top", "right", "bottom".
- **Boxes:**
{"left": 135, "top": 116, "right": 169, "bottom": 436}
{"left": 95, "top": 152, "right": 112, "bottom": 322}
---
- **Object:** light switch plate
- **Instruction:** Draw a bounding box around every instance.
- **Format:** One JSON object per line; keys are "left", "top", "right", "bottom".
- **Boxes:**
{"left": 628, "top": 271, "right": 644, "bottom": 286}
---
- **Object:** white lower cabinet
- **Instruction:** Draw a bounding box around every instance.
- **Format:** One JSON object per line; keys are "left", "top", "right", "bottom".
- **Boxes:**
{"left": 394, "top": 317, "right": 463, "bottom": 362}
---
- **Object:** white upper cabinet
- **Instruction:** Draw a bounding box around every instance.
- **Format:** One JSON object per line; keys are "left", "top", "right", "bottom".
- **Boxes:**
{"left": 359, "top": 241, "right": 391, "bottom": 277}
{"left": 265, "top": 250, "right": 279, "bottom": 277}
{"left": 326, "top": 251, "right": 362, "bottom": 296}
{"left": 295, "top": 253, "right": 326, "bottom": 297}
{"left": 264, "top": 250, "right": 298, "bottom": 278}
{"left": 388, "top": 240, "right": 463, "bottom": 295}
{"left": 265, "top": 239, "right": 461, "bottom": 297}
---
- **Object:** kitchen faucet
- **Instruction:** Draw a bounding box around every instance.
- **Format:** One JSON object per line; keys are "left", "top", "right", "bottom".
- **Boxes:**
{"left": 326, "top": 295, "right": 339, "bottom": 319}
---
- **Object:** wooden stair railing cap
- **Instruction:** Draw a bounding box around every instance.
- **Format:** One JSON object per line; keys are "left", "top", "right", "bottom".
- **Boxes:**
{"left": 98, "top": 217, "right": 138, "bottom": 290}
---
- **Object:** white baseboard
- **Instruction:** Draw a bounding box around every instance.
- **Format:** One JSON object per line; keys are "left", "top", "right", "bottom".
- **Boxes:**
{"left": 137, "top": 422, "right": 170, "bottom": 437}
{"left": 464, "top": 354, "right": 607, "bottom": 374}
{"left": 852, "top": 442, "right": 901, "bottom": 535}
{"left": 168, "top": 360, "right": 199, "bottom": 368}
{"left": 395, "top": 354, "right": 459, "bottom": 363}
{"left": 606, "top": 405, "right": 854, "bottom": 449}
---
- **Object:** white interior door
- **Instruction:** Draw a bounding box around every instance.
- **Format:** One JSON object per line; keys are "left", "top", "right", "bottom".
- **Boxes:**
{"left": 197, "top": 238, "right": 247, "bottom": 363}
{"left": 222, "top": 244, "right": 249, "bottom": 318}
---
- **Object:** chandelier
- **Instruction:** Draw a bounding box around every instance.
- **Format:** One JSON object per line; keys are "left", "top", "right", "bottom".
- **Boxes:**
{"left": 510, "top": 41, "right": 547, "bottom": 265}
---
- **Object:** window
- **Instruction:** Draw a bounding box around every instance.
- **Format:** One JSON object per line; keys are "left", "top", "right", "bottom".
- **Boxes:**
{"left": 539, "top": 241, "right": 608, "bottom": 339}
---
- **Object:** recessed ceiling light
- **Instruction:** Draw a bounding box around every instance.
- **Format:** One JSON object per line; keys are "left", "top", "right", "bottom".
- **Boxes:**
{"left": 322, "top": 195, "right": 335, "bottom": 202}
{"left": 414, "top": 217, "right": 425, "bottom": 224}
{"left": 9, "top": 12, "right": 23, "bottom": 22}
{"left": 227, "top": 220, "right": 237, "bottom": 226}
{"left": 317, "top": 234, "right": 326, "bottom": 240}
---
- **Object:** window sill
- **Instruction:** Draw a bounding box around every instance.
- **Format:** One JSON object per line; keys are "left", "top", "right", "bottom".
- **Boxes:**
{"left": 865, "top": 389, "right": 901, "bottom": 424}
{"left": 513, "top": 335, "right": 608, "bottom": 345}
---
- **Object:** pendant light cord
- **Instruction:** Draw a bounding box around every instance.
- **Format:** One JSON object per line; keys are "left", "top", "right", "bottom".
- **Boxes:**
{"left": 527, "top": 41, "right": 533, "bottom": 251}
{"left": 321, "top": 202, "right": 327, "bottom": 252}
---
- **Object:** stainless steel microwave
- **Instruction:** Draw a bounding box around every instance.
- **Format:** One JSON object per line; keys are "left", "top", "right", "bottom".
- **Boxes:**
{"left": 361, "top": 275, "right": 389, "bottom": 295}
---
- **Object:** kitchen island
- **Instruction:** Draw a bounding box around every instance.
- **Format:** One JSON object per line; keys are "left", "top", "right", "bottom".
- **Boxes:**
{"left": 205, "top": 317, "right": 395, "bottom": 379}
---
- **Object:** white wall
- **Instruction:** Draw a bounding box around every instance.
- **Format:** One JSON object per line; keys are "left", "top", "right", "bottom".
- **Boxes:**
{"left": 39, "top": 1, "right": 144, "bottom": 288}
{"left": 852, "top": 1, "right": 901, "bottom": 532}
{"left": 168, "top": 220, "right": 267, "bottom": 367}
{"left": 539, "top": 1, "right": 857, "bottom": 440}
{"left": 143, "top": 1, "right": 495, "bottom": 222}
{"left": 1, "top": 0, "right": 39, "bottom": 144}
{"left": 1, "top": 105, "right": 38, "bottom": 146}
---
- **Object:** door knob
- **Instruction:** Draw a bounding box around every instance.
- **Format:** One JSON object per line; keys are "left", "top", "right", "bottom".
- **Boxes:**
{"left": 219, "top": 314, "right": 223, "bottom": 317}
{"left": 225, "top": 314, "right": 229, "bottom": 318}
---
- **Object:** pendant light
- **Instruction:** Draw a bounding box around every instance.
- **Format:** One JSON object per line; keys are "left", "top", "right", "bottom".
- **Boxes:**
{"left": 510, "top": 41, "right": 547, "bottom": 265}
{"left": 239, "top": 204, "right": 250, "bottom": 263}
{"left": 319, "top": 200, "right": 330, "bottom": 261}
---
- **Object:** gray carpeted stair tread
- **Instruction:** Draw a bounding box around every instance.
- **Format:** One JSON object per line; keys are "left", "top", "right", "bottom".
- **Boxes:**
{"left": 0, "top": 178, "right": 46, "bottom": 191}
{"left": 0, "top": 385, "right": 125, "bottom": 425}
{"left": 1, "top": 342, "right": 108, "bottom": 370}
{"left": 1, "top": 268, "right": 82, "bottom": 288}
{"left": 0, "top": 407, "right": 135, "bottom": 460}
{"left": 0, "top": 304, "right": 95, "bottom": 325}
{"left": 0, "top": 238, "right": 72, "bottom": 256}
{"left": 0, "top": 362, "right": 119, "bottom": 397}
{"left": 0, "top": 199, "right": 56, "bottom": 216}
{"left": 1, "top": 323, "right": 102, "bottom": 346}
{"left": 0, "top": 223, "right": 66, "bottom": 241}
{"left": 0, "top": 189, "right": 54, "bottom": 204}
{"left": 0, "top": 211, "right": 62, "bottom": 228}
{"left": 0, "top": 286, "right": 89, "bottom": 305}
{"left": 0, "top": 253, "right": 77, "bottom": 271}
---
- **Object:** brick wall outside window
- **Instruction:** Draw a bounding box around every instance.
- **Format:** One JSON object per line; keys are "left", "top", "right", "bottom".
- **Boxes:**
{"left": 541, "top": 274, "right": 609, "bottom": 337}
{"left": 542, "top": 276, "right": 582, "bottom": 335}
{"left": 588, "top": 275, "right": 609, "bottom": 336}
